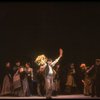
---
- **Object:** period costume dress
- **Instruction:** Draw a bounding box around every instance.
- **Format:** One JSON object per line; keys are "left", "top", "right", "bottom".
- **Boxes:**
{"left": 13, "top": 66, "right": 24, "bottom": 96}
{"left": 88, "top": 64, "right": 100, "bottom": 97}
{"left": 65, "top": 67, "right": 76, "bottom": 94}
{"left": 25, "top": 67, "right": 34, "bottom": 96}
{"left": 1, "top": 67, "right": 13, "bottom": 96}
{"left": 82, "top": 70, "right": 92, "bottom": 96}
{"left": 19, "top": 67, "right": 30, "bottom": 96}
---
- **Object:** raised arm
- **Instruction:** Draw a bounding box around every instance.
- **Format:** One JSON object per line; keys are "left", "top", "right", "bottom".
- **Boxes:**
{"left": 86, "top": 65, "right": 94, "bottom": 73}
{"left": 51, "top": 57, "right": 61, "bottom": 67}
{"left": 51, "top": 48, "right": 63, "bottom": 67}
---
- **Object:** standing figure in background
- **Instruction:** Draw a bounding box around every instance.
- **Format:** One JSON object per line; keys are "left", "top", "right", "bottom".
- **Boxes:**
{"left": 0, "top": 62, "right": 13, "bottom": 96}
{"left": 87, "top": 59, "right": 100, "bottom": 97}
{"left": 80, "top": 63, "right": 92, "bottom": 96}
{"left": 53, "top": 64, "right": 60, "bottom": 96}
{"left": 25, "top": 62, "right": 34, "bottom": 96}
{"left": 13, "top": 61, "right": 24, "bottom": 96}
{"left": 19, "top": 64, "right": 30, "bottom": 96}
{"left": 36, "top": 67, "right": 45, "bottom": 96}
{"left": 65, "top": 63, "right": 77, "bottom": 94}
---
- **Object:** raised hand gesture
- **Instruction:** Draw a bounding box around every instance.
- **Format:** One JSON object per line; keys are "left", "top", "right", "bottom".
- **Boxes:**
{"left": 59, "top": 48, "right": 63, "bottom": 57}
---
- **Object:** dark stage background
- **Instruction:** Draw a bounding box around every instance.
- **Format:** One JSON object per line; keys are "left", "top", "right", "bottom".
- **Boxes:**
{"left": 0, "top": 1, "right": 100, "bottom": 93}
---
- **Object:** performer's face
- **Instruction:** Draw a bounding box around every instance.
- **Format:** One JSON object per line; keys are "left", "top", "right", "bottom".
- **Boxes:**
{"left": 47, "top": 60, "right": 52, "bottom": 65}
{"left": 16, "top": 62, "right": 20, "bottom": 67}
{"left": 6, "top": 62, "right": 11, "bottom": 68}
{"left": 25, "top": 63, "right": 30, "bottom": 68}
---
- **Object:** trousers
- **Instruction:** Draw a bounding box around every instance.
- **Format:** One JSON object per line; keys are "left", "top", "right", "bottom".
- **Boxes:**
{"left": 45, "top": 75, "right": 54, "bottom": 98}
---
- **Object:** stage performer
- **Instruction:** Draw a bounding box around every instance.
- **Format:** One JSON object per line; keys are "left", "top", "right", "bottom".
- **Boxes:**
{"left": 35, "top": 48, "right": 63, "bottom": 99}
{"left": 0, "top": 62, "right": 13, "bottom": 96}
{"left": 80, "top": 63, "right": 92, "bottom": 96}
{"left": 87, "top": 59, "right": 100, "bottom": 97}
{"left": 13, "top": 61, "right": 24, "bottom": 96}
{"left": 24, "top": 62, "right": 34, "bottom": 96}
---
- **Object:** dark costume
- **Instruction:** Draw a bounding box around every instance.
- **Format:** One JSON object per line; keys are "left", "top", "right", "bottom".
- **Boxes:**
{"left": 53, "top": 67, "right": 60, "bottom": 95}
{"left": 88, "top": 64, "right": 100, "bottom": 97}
{"left": 25, "top": 67, "right": 34, "bottom": 96}
{"left": 81, "top": 69, "right": 92, "bottom": 96}
{"left": 13, "top": 66, "right": 24, "bottom": 96}
{"left": 36, "top": 70, "right": 45, "bottom": 96}
{"left": 1, "top": 67, "right": 13, "bottom": 96}
{"left": 20, "top": 67, "right": 30, "bottom": 96}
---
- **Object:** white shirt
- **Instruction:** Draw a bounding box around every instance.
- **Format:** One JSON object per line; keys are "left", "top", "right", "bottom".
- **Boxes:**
{"left": 48, "top": 65, "right": 53, "bottom": 74}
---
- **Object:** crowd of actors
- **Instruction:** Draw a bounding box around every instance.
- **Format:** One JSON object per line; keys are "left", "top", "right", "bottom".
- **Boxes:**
{"left": 0, "top": 49, "right": 100, "bottom": 98}
{"left": 64, "top": 59, "right": 100, "bottom": 98}
{"left": 0, "top": 61, "right": 34, "bottom": 96}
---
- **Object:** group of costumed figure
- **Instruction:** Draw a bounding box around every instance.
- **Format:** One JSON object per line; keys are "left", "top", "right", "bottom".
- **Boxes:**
{"left": 80, "top": 60, "right": 100, "bottom": 97}
{"left": 1, "top": 47, "right": 100, "bottom": 98}
{"left": 0, "top": 62, "right": 34, "bottom": 97}
{"left": 0, "top": 48, "right": 63, "bottom": 98}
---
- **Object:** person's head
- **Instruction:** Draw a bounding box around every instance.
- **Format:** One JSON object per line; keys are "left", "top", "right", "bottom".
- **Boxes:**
{"left": 47, "top": 58, "right": 52, "bottom": 65}
{"left": 95, "top": 59, "right": 100, "bottom": 66}
{"left": 16, "top": 61, "right": 21, "bottom": 67}
{"left": 6, "top": 62, "right": 11, "bottom": 68}
{"left": 25, "top": 62, "right": 30, "bottom": 68}
{"left": 70, "top": 63, "right": 75, "bottom": 69}
{"left": 80, "top": 63, "right": 87, "bottom": 70}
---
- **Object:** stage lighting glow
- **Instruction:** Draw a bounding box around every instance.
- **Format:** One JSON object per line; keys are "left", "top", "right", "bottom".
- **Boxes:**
{"left": 35, "top": 54, "right": 48, "bottom": 66}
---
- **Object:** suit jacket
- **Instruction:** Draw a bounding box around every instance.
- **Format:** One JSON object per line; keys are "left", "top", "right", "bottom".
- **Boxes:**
{"left": 44, "top": 64, "right": 56, "bottom": 77}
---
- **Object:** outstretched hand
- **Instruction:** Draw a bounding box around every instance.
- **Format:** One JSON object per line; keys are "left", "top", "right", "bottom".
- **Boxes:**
{"left": 59, "top": 48, "right": 63, "bottom": 57}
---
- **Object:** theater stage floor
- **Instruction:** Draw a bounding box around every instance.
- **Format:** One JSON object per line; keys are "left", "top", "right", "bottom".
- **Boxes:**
{"left": 0, "top": 94, "right": 100, "bottom": 99}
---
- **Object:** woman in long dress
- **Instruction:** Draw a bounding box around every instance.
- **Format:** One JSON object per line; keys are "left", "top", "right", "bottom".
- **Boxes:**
{"left": 1, "top": 62, "right": 13, "bottom": 96}
{"left": 65, "top": 63, "right": 77, "bottom": 94}
{"left": 13, "top": 61, "right": 24, "bottom": 96}
{"left": 80, "top": 63, "right": 92, "bottom": 96}
{"left": 25, "top": 62, "right": 34, "bottom": 96}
